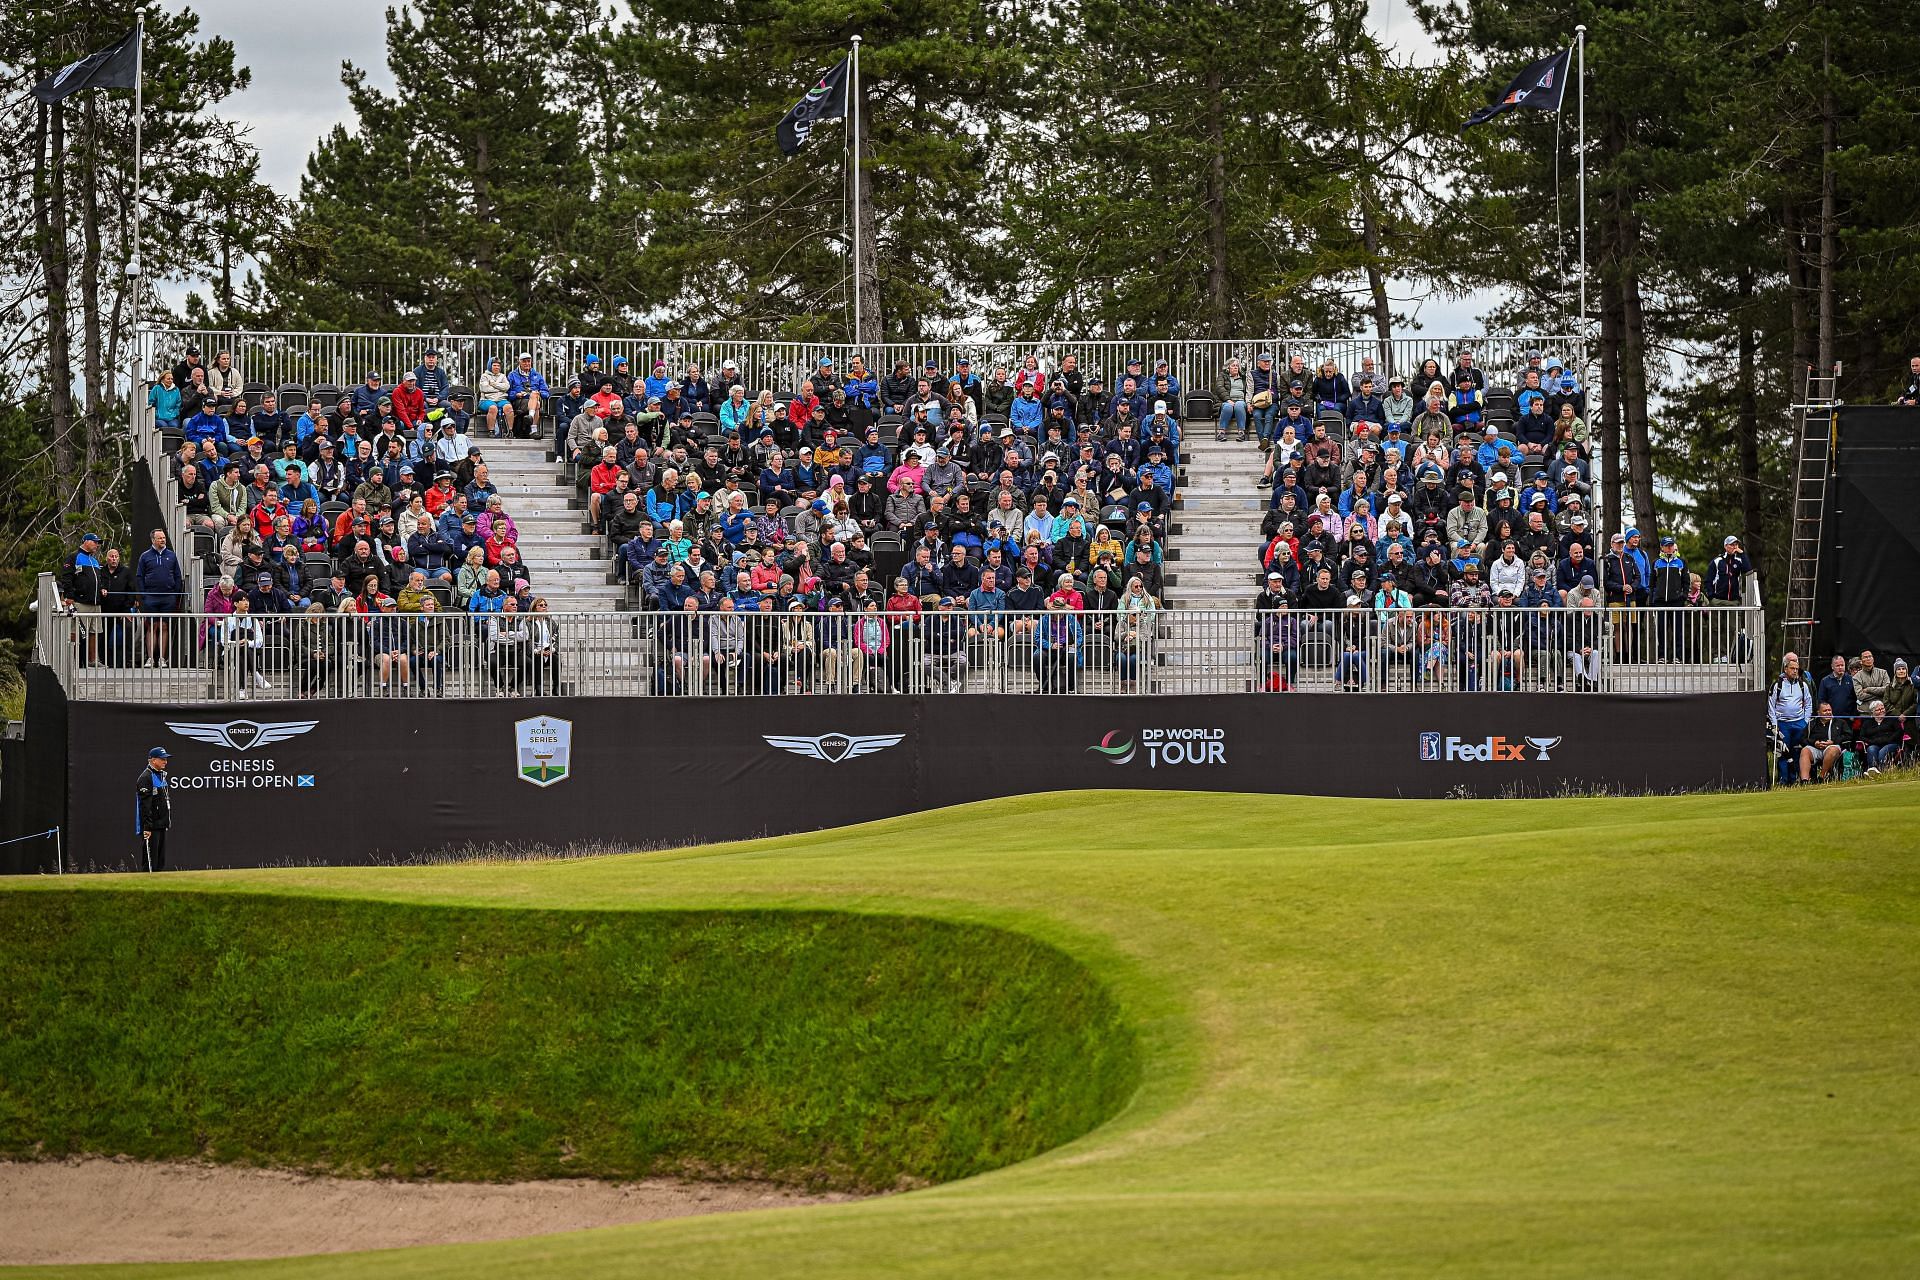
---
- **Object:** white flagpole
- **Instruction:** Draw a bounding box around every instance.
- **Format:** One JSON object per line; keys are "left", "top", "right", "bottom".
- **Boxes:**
{"left": 849, "top": 35, "right": 862, "bottom": 348}
{"left": 127, "top": 18, "right": 144, "bottom": 311}
{"left": 1575, "top": 26, "right": 1586, "bottom": 360}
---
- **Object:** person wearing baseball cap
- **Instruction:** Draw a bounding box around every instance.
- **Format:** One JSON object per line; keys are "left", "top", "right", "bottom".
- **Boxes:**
{"left": 135, "top": 747, "right": 173, "bottom": 872}
{"left": 1707, "top": 532, "right": 1754, "bottom": 604}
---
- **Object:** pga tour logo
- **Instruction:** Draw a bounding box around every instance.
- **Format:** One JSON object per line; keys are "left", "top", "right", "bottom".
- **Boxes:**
{"left": 1089, "top": 728, "right": 1226, "bottom": 768}
{"left": 1420, "top": 731, "right": 1563, "bottom": 763}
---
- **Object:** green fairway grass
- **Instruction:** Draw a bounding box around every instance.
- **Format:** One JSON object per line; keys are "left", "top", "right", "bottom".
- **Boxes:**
{"left": 3, "top": 780, "right": 1918, "bottom": 1278}
{"left": 0, "top": 899, "right": 1135, "bottom": 1188}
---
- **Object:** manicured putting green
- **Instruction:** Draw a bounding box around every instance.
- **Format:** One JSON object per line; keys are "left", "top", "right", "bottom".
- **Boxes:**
{"left": 2, "top": 781, "right": 1916, "bottom": 1278}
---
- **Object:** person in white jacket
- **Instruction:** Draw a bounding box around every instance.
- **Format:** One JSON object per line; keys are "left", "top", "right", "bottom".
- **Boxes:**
{"left": 1487, "top": 540, "right": 1528, "bottom": 598}
{"left": 477, "top": 357, "right": 514, "bottom": 437}
{"left": 219, "top": 597, "right": 270, "bottom": 694}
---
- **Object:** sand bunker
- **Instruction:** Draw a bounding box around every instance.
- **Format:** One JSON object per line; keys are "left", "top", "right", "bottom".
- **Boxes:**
{"left": 0, "top": 1158, "right": 855, "bottom": 1264}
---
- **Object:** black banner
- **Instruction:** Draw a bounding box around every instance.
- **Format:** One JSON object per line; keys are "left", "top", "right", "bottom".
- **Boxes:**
{"left": 776, "top": 55, "right": 850, "bottom": 156}
{"left": 1464, "top": 48, "right": 1571, "bottom": 129}
{"left": 33, "top": 29, "right": 139, "bottom": 103}
{"left": 57, "top": 692, "right": 1762, "bottom": 871}
{"left": 1826, "top": 406, "right": 1920, "bottom": 657}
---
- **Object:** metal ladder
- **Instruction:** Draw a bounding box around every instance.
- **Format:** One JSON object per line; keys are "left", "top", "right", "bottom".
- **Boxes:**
{"left": 1782, "top": 363, "right": 1840, "bottom": 658}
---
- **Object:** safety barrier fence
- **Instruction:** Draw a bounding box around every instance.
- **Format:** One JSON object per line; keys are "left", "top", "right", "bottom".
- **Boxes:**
{"left": 140, "top": 330, "right": 1580, "bottom": 410}
{"left": 39, "top": 601, "right": 1764, "bottom": 703}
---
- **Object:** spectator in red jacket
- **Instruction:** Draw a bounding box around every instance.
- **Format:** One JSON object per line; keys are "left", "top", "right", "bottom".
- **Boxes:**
{"left": 588, "top": 446, "right": 624, "bottom": 531}
{"left": 391, "top": 372, "right": 426, "bottom": 433}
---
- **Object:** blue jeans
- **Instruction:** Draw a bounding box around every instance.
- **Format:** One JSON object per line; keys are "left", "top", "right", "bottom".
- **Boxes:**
{"left": 1866, "top": 743, "right": 1898, "bottom": 768}
{"left": 1217, "top": 400, "right": 1247, "bottom": 436}
{"left": 1252, "top": 402, "right": 1279, "bottom": 441}
{"left": 1776, "top": 717, "right": 1806, "bottom": 783}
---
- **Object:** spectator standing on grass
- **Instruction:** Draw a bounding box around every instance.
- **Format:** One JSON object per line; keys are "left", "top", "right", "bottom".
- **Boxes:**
{"left": 1852, "top": 649, "right": 1892, "bottom": 710}
{"left": 135, "top": 747, "right": 172, "bottom": 872}
{"left": 1815, "top": 653, "right": 1858, "bottom": 719}
{"left": 1886, "top": 659, "right": 1917, "bottom": 721}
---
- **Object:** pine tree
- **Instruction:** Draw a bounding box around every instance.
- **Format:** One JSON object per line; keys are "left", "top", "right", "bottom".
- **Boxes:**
{"left": 262, "top": 0, "right": 597, "bottom": 333}
{"left": 605, "top": 0, "right": 1035, "bottom": 343}
{"left": 992, "top": 0, "right": 1360, "bottom": 342}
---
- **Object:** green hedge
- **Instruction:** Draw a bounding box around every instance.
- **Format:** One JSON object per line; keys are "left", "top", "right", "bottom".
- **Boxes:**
{"left": 0, "top": 893, "right": 1137, "bottom": 1190}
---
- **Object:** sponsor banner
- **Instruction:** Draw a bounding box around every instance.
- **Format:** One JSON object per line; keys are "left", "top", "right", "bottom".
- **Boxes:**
{"left": 62, "top": 693, "right": 1762, "bottom": 870}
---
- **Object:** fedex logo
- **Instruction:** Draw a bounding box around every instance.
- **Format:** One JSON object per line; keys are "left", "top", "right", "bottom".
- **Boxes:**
{"left": 1421, "top": 733, "right": 1562, "bottom": 763}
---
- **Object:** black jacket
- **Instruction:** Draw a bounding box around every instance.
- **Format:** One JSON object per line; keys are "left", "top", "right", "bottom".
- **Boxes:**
{"left": 135, "top": 767, "right": 171, "bottom": 833}
{"left": 102, "top": 563, "right": 138, "bottom": 613}
{"left": 60, "top": 551, "right": 106, "bottom": 605}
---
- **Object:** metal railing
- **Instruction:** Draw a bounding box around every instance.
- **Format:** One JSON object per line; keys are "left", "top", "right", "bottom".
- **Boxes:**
{"left": 140, "top": 329, "right": 1580, "bottom": 407}
{"left": 38, "top": 604, "right": 1764, "bottom": 703}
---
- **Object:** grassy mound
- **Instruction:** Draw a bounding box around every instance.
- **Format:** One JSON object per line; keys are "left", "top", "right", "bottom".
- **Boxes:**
{"left": 2, "top": 780, "right": 1916, "bottom": 1277}
{"left": 0, "top": 894, "right": 1138, "bottom": 1190}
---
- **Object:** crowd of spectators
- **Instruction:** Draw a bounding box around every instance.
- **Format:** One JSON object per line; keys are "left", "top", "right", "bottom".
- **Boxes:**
{"left": 119, "top": 344, "right": 1197, "bottom": 695}
{"left": 1766, "top": 650, "right": 1917, "bottom": 780}
{"left": 1221, "top": 346, "right": 1762, "bottom": 689}
{"left": 100, "top": 340, "right": 1890, "bottom": 711}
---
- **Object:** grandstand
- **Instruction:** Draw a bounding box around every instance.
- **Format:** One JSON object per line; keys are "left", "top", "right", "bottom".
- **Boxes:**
{"left": 34, "top": 328, "right": 1767, "bottom": 701}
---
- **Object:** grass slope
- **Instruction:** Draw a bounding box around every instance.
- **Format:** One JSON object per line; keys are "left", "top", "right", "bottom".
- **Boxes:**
{"left": 0, "top": 898, "right": 1135, "bottom": 1189}
{"left": 3, "top": 780, "right": 1918, "bottom": 1278}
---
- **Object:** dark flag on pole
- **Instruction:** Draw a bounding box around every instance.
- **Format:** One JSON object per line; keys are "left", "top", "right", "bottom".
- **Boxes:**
{"left": 32, "top": 29, "right": 140, "bottom": 103}
{"left": 1463, "top": 48, "right": 1571, "bottom": 129}
{"left": 776, "top": 56, "right": 852, "bottom": 156}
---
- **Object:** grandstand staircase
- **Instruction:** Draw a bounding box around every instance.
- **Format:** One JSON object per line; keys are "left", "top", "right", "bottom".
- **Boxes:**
{"left": 1153, "top": 431, "right": 1269, "bottom": 688}
{"left": 1782, "top": 364, "right": 1840, "bottom": 658}
{"left": 1163, "top": 432, "right": 1268, "bottom": 609}
{"left": 479, "top": 438, "right": 625, "bottom": 611}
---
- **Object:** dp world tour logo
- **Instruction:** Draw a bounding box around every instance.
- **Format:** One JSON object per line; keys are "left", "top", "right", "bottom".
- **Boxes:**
{"left": 515, "top": 716, "right": 573, "bottom": 786}
{"left": 1089, "top": 728, "right": 1224, "bottom": 768}
{"left": 1421, "top": 732, "right": 1563, "bottom": 762}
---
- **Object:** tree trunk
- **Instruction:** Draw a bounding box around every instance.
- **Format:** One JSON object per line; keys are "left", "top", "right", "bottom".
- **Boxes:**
{"left": 1816, "top": 35, "right": 1837, "bottom": 380}
{"left": 41, "top": 100, "right": 79, "bottom": 496}
{"left": 854, "top": 86, "right": 881, "bottom": 346}
{"left": 1597, "top": 270, "right": 1623, "bottom": 537}
{"left": 1361, "top": 202, "right": 1391, "bottom": 370}
{"left": 471, "top": 129, "right": 495, "bottom": 327}
{"left": 80, "top": 94, "right": 107, "bottom": 509}
{"left": 1781, "top": 199, "right": 1812, "bottom": 379}
{"left": 1617, "top": 224, "right": 1660, "bottom": 548}
{"left": 1735, "top": 268, "right": 1762, "bottom": 590}
{"left": 1202, "top": 68, "right": 1231, "bottom": 340}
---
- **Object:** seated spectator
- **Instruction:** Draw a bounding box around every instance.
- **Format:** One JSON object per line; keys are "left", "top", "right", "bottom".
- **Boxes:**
{"left": 1798, "top": 702, "right": 1846, "bottom": 782}
{"left": 149, "top": 369, "right": 182, "bottom": 430}
{"left": 1855, "top": 700, "right": 1901, "bottom": 773}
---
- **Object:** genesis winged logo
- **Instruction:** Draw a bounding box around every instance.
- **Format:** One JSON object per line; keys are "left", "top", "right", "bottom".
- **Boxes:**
{"left": 166, "top": 719, "right": 319, "bottom": 752}
{"left": 764, "top": 733, "right": 904, "bottom": 764}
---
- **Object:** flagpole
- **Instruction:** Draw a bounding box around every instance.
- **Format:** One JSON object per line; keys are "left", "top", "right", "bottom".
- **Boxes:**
{"left": 127, "top": 17, "right": 143, "bottom": 316}
{"left": 849, "top": 35, "right": 862, "bottom": 348}
{"left": 1575, "top": 25, "right": 1586, "bottom": 369}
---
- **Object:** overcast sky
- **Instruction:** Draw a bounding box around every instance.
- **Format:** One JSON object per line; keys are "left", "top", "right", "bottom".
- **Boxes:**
{"left": 184, "top": 0, "right": 1499, "bottom": 337}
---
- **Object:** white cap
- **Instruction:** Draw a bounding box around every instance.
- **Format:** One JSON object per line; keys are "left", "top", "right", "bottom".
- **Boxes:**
{"left": 1154, "top": 400, "right": 1168, "bottom": 414}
